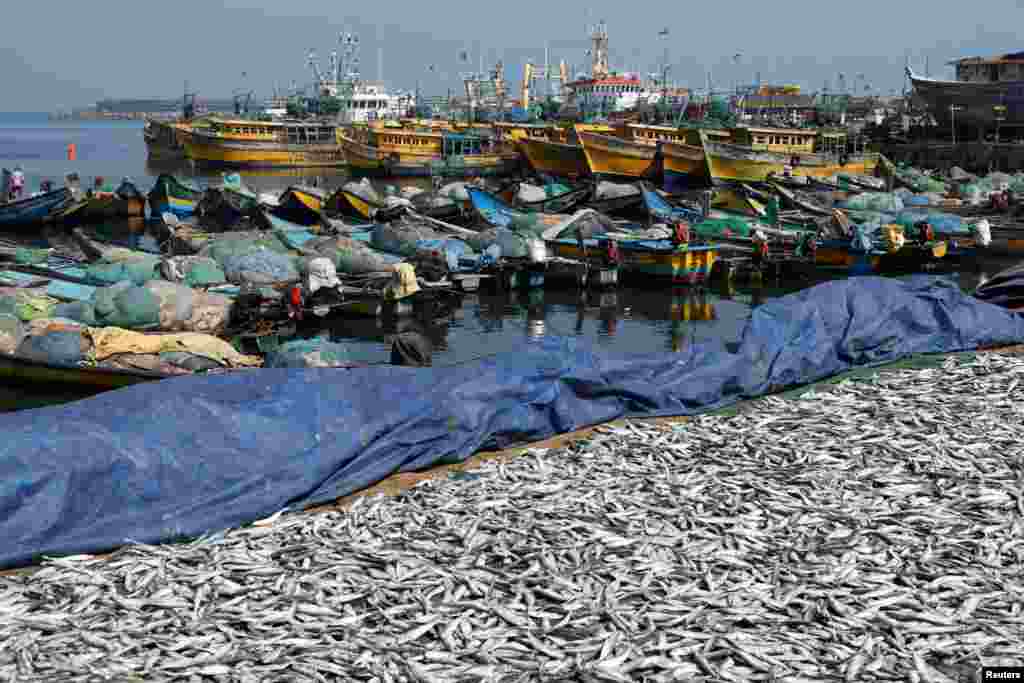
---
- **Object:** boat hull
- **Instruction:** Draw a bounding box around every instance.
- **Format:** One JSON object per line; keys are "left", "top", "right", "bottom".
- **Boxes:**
{"left": 813, "top": 241, "right": 949, "bottom": 274}
{"left": 517, "top": 137, "right": 591, "bottom": 180}
{"left": 77, "top": 195, "right": 146, "bottom": 221}
{"left": 702, "top": 137, "right": 881, "bottom": 184}
{"left": 577, "top": 129, "right": 659, "bottom": 180}
{"left": 0, "top": 351, "right": 167, "bottom": 391}
{"left": 661, "top": 140, "right": 710, "bottom": 192}
{"left": 182, "top": 130, "right": 346, "bottom": 168}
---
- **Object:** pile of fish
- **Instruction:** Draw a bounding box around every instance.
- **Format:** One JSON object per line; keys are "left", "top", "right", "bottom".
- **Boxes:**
{"left": 1, "top": 353, "right": 1022, "bottom": 680}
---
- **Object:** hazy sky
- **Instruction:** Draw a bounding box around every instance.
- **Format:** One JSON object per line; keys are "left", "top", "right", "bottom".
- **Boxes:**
{"left": 3, "top": 0, "right": 1023, "bottom": 110}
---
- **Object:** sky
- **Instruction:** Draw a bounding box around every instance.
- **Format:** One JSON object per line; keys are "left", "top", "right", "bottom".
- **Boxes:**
{"left": 3, "top": 0, "right": 1023, "bottom": 111}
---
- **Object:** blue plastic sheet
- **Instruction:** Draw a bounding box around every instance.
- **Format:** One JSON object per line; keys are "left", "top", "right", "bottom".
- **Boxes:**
{"left": 2, "top": 276, "right": 1023, "bottom": 568}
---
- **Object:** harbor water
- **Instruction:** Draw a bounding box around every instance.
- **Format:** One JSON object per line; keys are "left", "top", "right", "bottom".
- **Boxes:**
{"left": 0, "top": 114, "right": 1013, "bottom": 412}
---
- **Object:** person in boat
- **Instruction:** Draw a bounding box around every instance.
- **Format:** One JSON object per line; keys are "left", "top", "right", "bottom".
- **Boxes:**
{"left": 8, "top": 166, "right": 25, "bottom": 201}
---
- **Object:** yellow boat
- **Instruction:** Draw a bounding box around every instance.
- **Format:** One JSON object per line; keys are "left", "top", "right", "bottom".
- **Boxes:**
{"left": 700, "top": 127, "right": 881, "bottom": 184}
{"left": 576, "top": 125, "right": 659, "bottom": 180}
{"left": 339, "top": 124, "right": 520, "bottom": 177}
{"left": 516, "top": 123, "right": 614, "bottom": 179}
{"left": 181, "top": 118, "right": 346, "bottom": 168}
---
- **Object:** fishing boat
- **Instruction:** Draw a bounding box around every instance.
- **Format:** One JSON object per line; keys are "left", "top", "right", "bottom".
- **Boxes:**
{"left": 811, "top": 239, "right": 949, "bottom": 274}
{"left": 576, "top": 126, "right": 660, "bottom": 180}
{"left": 907, "top": 56, "right": 1024, "bottom": 130}
{"left": 510, "top": 183, "right": 592, "bottom": 214}
{"left": 148, "top": 174, "right": 203, "bottom": 217}
{"left": 625, "top": 124, "right": 731, "bottom": 191}
{"left": 272, "top": 186, "right": 328, "bottom": 225}
{"left": 515, "top": 124, "right": 615, "bottom": 180}
{"left": 196, "top": 181, "right": 267, "bottom": 231}
{"left": 700, "top": 127, "right": 882, "bottom": 184}
{"left": 0, "top": 350, "right": 170, "bottom": 392}
{"left": 75, "top": 179, "right": 147, "bottom": 222}
{"left": 466, "top": 186, "right": 572, "bottom": 232}
{"left": 181, "top": 118, "right": 346, "bottom": 168}
{"left": 766, "top": 180, "right": 833, "bottom": 216}
{"left": 546, "top": 235, "right": 718, "bottom": 285}
{"left": 0, "top": 187, "right": 74, "bottom": 228}
{"left": 340, "top": 124, "right": 520, "bottom": 177}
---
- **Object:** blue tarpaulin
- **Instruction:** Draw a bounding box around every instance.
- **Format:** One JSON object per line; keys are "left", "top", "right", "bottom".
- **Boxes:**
{"left": 2, "top": 276, "right": 1022, "bottom": 568}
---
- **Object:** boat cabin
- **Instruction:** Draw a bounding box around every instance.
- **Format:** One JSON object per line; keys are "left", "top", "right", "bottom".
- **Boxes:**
{"left": 627, "top": 124, "right": 731, "bottom": 147}
{"left": 952, "top": 53, "right": 1024, "bottom": 83}
{"left": 206, "top": 119, "right": 339, "bottom": 145}
{"left": 734, "top": 126, "right": 817, "bottom": 153}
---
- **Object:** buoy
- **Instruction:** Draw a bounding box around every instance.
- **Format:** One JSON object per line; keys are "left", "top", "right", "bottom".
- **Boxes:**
{"left": 66, "top": 143, "right": 77, "bottom": 161}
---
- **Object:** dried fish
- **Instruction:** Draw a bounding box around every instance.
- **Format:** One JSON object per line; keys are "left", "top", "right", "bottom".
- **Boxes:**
{"left": 1, "top": 353, "right": 1023, "bottom": 680}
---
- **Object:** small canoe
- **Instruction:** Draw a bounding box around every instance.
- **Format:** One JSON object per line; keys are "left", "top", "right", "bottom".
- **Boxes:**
{"left": 0, "top": 187, "right": 74, "bottom": 228}
{"left": 148, "top": 174, "right": 202, "bottom": 217}
{"left": 767, "top": 181, "right": 833, "bottom": 216}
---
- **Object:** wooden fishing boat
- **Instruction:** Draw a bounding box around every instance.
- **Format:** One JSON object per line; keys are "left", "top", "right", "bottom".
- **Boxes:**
{"left": 196, "top": 183, "right": 266, "bottom": 231}
{"left": 148, "top": 174, "right": 203, "bottom": 217}
{"left": 181, "top": 118, "right": 346, "bottom": 168}
{"left": 0, "top": 350, "right": 169, "bottom": 391}
{"left": 700, "top": 127, "right": 882, "bottom": 184}
{"left": 466, "top": 186, "right": 572, "bottom": 232}
{"left": 75, "top": 180, "right": 147, "bottom": 222}
{"left": 547, "top": 236, "right": 718, "bottom": 285}
{"left": 626, "top": 124, "right": 731, "bottom": 191}
{"left": 272, "top": 186, "right": 328, "bottom": 225}
{"left": 0, "top": 187, "right": 74, "bottom": 228}
{"left": 576, "top": 126, "right": 660, "bottom": 180}
{"left": 340, "top": 125, "right": 520, "bottom": 177}
{"left": 501, "top": 182, "right": 592, "bottom": 215}
{"left": 811, "top": 239, "right": 949, "bottom": 274}
{"left": 767, "top": 181, "right": 833, "bottom": 216}
{"left": 514, "top": 123, "right": 616, "bottom": 180}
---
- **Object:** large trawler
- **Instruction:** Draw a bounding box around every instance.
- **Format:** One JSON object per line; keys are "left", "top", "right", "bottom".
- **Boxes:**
{"left": 908, "top": 52, "right": 1024, "bottom": 132}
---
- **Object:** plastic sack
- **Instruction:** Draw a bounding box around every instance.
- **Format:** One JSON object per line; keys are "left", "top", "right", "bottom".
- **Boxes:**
{"left": 594, "top": 181, "right": 639, "bottom": 200}
{"left": 144, "top": 281, "right": 196, "bottom": 330}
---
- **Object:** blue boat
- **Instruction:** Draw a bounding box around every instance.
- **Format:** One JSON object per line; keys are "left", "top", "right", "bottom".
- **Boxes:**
{"left": 466, "top": 186, "right": 532, "bottom": 229}
{"left": 639, "top": 184, "right": 702, "bottom": 224}
{"left": 0, "top": 187, "right": 73, "bottom": 228}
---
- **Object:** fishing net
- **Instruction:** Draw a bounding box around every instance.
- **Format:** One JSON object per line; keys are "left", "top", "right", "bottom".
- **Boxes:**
{"left": 158, "top": 352, "right": 226, "bottom": 372}
{"left": 159, "top": 256, "right": 227, "bottom": 288}
{"left": 304, "top": 235, "right": 401, "bottom": 275}
{"left": 594, "top": 181, "right": 639, "bottom": 200}
{"left": 92, "top": 282, "right": 161, "bottom": 330}
{"left": 85, "top": 255, "right": 163, "bottom": 286}
{"left": 0, "top": 291, "right": 58, "bottom": 322}
{"left": 692, "top": 215, "right": 755, "bottom": 240}
{"left": 0, "top": 313, "right": 23, "bottom": 354}
{"left": 474, "top": 228, "right": 531, "bottom": 259}
{"left": 263, "top": 338, "right": 354, "bottom": 368}
{"left": 145, "top": 281, "right": 197, "bottom": 331}
{"left": 221, "top": 247, "right": 299, "bottom": 285}
{"left": 372, "top": 222, "right": 443, "bottom": 258}
{"left": 16, "top": 328, "right": 87, "bottom": 365}
{"left": 14, "top": 248, "right": 49, "bottom": 265}
{"left": 53, "top": 301, "right": 97, "bottom": 326}
{"left": 85, "top": 328, "right": 260, "bottom": 367}
{"left": 838, "top": 193, "right": 905, "bottom": 212}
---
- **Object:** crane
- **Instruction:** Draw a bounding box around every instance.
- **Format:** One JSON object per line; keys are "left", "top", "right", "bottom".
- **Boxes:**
{"left": 308, "top": 50, "right": 325, "bottom": 95}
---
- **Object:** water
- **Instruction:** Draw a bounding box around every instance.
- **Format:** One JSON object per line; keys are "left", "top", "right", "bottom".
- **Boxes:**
{"left": 0, "top": 116, "right": 1013, "bottom": 412}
